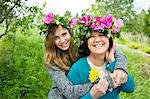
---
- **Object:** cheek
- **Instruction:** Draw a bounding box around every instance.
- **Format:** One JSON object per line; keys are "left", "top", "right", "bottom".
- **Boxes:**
{"left": 66, "top": 34, "right": 71, "bottom": 40}
{"left": 87, "top": 39, "right": 93, "bottom": 49}
{"left": 54, "top": 39, "right": 59, "bottom": 46}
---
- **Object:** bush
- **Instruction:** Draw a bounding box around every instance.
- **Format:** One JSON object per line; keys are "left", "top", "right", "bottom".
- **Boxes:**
{"left": 127, "top": 42, "right": 142, "bottom": 49}
{"left": 142, "top": 47, "right": 150, "bottom": 54}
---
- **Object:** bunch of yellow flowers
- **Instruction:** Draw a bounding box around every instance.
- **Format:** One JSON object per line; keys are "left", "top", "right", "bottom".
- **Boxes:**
{"left": 89, "top": 66, "right": 101, "bottom": 83}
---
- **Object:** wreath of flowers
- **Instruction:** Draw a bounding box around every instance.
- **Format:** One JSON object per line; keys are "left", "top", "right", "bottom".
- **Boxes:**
{"left": 40, "top": 12, "right": 71, "bottom": 35}
{"left": 70, "top": 14, "right": 124, "bottom": 47}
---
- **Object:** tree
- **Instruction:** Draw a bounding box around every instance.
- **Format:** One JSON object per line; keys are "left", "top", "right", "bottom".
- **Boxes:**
{"left": 84, "top": 0, "right": 135, "bottom": 25}
{"left": 0, "top": 0, "right": 41, "bottom": 38}
{"left": 144, "top": 10, "right": 150, "bottom": 36}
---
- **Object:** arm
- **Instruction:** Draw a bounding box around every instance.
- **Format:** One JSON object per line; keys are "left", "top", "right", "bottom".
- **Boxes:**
{"left": 114, "top": 45, "right": 128, "bottom": 73}
{"left": 118, "top": 74, "right": 134, "bottom": 93}
{"left": 45, "top": 65, "right": 92, "bottom": 98}
{"left": 106, "top": 62, "right": 134, "bottom": 93}
{"left": 106, "top": 45, "right": 128, "bottom": 86}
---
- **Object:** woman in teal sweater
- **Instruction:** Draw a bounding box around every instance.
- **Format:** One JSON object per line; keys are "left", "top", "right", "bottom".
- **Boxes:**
{"left": 67, "top": 15, "right": 134, "bottom": 99}
{"left": 67, "top": 57, "right": 134, "bottom": 98}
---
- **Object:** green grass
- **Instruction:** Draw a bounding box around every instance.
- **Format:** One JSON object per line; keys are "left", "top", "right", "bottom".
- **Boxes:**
{"left": 0, "top": 31, "right": 52, "bottom": 98}
{"left": 120, "top": 48, "right": 150, "bottom": 99}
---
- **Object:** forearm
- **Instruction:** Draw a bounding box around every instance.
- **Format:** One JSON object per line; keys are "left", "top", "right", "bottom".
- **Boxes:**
{"left": 118, "top": 74, "right": 134, "bottom": 93}
{"left": 114, "top": 45, "right": 128, "bottom": 73}
{"left": 80, "top": 91, "right": 93, "bottom": 99}
{"left": 47, "top": 67, "right": 92, "bottom": 98}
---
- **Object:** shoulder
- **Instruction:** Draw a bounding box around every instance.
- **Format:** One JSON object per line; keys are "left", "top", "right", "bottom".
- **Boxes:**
{"left": 73, "top": 57, "right": 87, "bottom": 65}
{"left": 71, "top": 57, "right": 87, "bottom": 69}
{"left": 44, "top": 64, "right": 65, "bottom": 77}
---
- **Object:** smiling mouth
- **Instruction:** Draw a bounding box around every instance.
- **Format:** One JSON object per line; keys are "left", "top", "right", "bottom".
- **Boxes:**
{"left": 93, "top": 44, "right": 103, "bottom": 48}
{"left": 61, "top": 41, "right": 69, "bottom": 47}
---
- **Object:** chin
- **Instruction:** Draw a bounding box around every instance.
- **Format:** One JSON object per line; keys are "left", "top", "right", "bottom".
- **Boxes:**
{"left": 61, "top": 46, "right": 70, "bottom": 51}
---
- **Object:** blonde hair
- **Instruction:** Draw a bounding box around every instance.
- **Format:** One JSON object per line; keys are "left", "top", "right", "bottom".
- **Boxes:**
{"left": 44, "top": 26, "right": 78, "bottom": 72}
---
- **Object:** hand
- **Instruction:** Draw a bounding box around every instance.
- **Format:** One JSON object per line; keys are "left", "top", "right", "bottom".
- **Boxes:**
{"left": 105, "top": 41, "right": 115, "bottom": 63}
{"left": 113, "top": 69, "right": 128, "bottom": 88}
{"left": 90, "top": 78, "right": 108, "bottom": 99}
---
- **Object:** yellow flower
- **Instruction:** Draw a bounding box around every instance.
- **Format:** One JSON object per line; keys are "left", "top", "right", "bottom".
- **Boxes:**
{"left": 89, "top": 66, "right": 101, "bottom": 83}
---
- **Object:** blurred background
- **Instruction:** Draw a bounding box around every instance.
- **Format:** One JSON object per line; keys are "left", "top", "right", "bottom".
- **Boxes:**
{"left": 0, "top": 0, "right": 150, "bottom": 98}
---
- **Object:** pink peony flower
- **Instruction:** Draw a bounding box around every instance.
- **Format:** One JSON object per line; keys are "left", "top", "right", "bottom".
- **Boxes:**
{"left": 114, "top": 19, "right": 124, "bottom": 28}
{"left": 112, "top": 27, "right": 121, "bottom": 33}
{"left": 105, "top": 14, "right": 113, "bottom": 23}
{"left": 70, "top": 18, "right": 78, "bottom": 28}
{"left": 103, "top": 14, "right": 113, "bottom": 28}
{"left": 80, "top": 15, "right": 91, "bottom": 26}
{"left": 112, "top": 19, "right": 124, "bottom": 33}
{"left": 43, "top": 13, "right": 54, "bottom": 24}
{"left": 92, "top": 16, "right": 103, "bottom": 30}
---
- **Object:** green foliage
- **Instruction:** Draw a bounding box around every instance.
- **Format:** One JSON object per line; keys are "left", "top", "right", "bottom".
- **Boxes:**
{"left": 0, "top": 30, "right": 51, "bottom": 98}
{"left": 86, "top": 0, "right": 135, "bottom": 22}
{"left": 126, "top": 10, "right": 150, "bottom": 36}
{"left": 0, "top": 0, "right": 43, "bottom": 38}
{"left": 143, "top": 10, "right": 150, "bottom": 36}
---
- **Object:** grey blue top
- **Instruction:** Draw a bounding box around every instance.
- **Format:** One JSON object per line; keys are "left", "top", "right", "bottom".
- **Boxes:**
{"left": 46, "top": 45, "right": 128, "bottom": 99}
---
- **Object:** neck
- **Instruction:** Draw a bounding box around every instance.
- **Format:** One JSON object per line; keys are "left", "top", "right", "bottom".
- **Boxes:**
{"left": 88, "top": 53, "right": 106, "bottom": 67}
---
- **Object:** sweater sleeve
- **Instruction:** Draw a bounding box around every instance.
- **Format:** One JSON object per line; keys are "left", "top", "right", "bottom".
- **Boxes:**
{"left": 67, "top": 63, "right": 93, "bottom": 99}
{"left": 45, "top": 65, "right": 92, "bottom": 98}
{"left": 106, "top": 62, "right": 134, "bottom": 93}
{"left": 114, "top": 45, "right": 128, "bottom": 73}
{"left": 118, "top": 74, "right": 135, "bottom": 93}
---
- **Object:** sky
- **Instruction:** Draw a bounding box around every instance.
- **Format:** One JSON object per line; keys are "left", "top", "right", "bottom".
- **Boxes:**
{"left": 26, "top": 0, "right": 150, "bottom": 16}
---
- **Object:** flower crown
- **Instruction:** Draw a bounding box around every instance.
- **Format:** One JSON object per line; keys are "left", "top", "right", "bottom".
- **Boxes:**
{"left": 40, "top": 13, "right": 71, "bottom": 34}
{"left": 70, "top": 14, "right": 124, "bottom": 47}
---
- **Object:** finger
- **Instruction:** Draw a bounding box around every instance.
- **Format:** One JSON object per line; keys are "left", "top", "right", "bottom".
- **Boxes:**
{"left": 97, "top": 78, "right": 104, "bottom": 89}
{"left": 113, "top": 71, "right": 117, "bottom": 80}
{"left": 114, "top": 77, "right": 121, "bottom": 88}
{"left": 100, "top": 79, "right": 108, "bottom": 90}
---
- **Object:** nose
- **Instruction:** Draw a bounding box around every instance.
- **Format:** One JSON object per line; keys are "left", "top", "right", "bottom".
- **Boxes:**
{"left": 94, "top": 36, "right": 101, "bottom": 42}
{"left": 60, "top": 37, "right": 65, "bottom": 43}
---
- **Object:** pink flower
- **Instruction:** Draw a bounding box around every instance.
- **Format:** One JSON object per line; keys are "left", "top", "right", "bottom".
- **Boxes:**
{"left": 112, "top": 19, "right": 124, "bottom": 33}
{"left": 105, "top": 15, "right": 113, "bottom": 23}
{"left": 92, "top": 16, "right": 103, "bottom": 30}
{"left": 43, "top": 13, "right": 54, "bottom": 24}
{"left": 102, "top": 15, "right": 113, "bottom": 28}
{"left": 112, "top": 27, "right": 120, "bottom": 33}
{"left": 114, "top": 19, "right": 124, "bottom": 28}
{"left": 80, "top": 15, "right": 91, "bottom": 26}
{"left": 70, "top": 18, "right": 78, "bottom": 28}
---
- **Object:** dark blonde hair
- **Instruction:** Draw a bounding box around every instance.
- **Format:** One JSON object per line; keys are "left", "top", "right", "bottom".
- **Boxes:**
{"left": 44, "top": 26, "right": 78, "bottom": 72}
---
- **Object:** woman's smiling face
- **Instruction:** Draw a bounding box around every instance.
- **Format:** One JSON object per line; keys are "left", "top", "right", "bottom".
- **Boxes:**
{"left": 54, "top": 26, "right": 71, "bottom": 51}
{"left": 88, "top": 32, "right": 109, "bottom": 55}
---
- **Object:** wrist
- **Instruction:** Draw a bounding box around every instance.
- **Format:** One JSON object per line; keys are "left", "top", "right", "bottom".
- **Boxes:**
{"left": 108, "top": 58, "right": 115, "bottom": 64}
{"left": 90, "top": 90, "right": 96, "bottom": 99}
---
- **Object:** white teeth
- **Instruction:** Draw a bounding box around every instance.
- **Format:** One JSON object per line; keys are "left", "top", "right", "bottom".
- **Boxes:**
{"left": 94, "top": 44, "right": 103, "bottom": 47}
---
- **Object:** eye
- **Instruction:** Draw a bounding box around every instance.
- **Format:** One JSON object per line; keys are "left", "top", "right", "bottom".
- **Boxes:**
{"left": 90, "top": 35, "right": 95, "bottom": 38}
{"left": 62, "top": 32, "right": 67, "bottom": 37}
{"left": 55, "top": 36, "right": 59, "bottom": 40}
{"left": 99, "top": 34, "right": 105, "bottom": 37}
